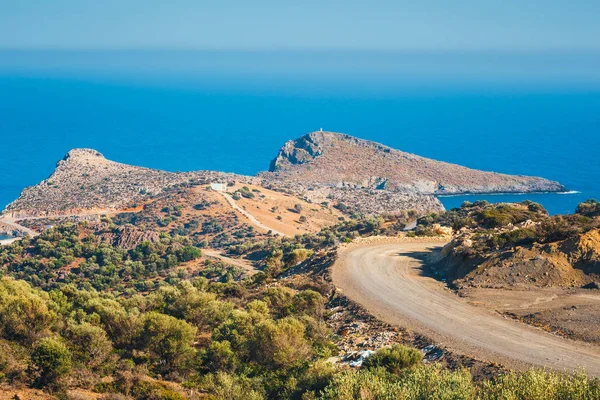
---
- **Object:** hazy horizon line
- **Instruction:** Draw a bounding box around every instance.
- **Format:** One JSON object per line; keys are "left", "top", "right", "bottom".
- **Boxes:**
{"left": 2, "top": 47, "right": 600, "bottom": 55}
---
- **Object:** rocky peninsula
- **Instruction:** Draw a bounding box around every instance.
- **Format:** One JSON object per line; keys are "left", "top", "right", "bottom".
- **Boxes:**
{"left": 2, "top": 131, "right": 565, "bottom": 222}
{"left": 262, "top": 131, "right": 565, "bottom": 195}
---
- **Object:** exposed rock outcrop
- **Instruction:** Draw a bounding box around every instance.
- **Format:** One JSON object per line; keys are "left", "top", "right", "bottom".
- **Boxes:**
{"left": 95, "top": 224, "right": 161, "bottom": 249}
{"left": 440, "top": 228, "right": 600, "bottom": 289}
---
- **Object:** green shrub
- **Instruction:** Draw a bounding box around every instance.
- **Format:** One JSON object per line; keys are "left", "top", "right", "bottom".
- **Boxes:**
{"left": 197, "top": 372, "right": 265, "bottom": 400}
{"left": 65, "top": 320, "right": 113, "bottom": 369}
{"left": 480, "top": 207, "right": 516, "bottom": 228}
{"left": 480, "top": 369, "right": 600, "bottom": 400}
{"left": 321, "top": 364, "right": 476, "bottom": 400}
{"left": 129, "top": 379, "right": 187, "bottom": 400}
{"left": 0, "top": 339, "right": 29, "bottom": 383}
{"left": 320, "top": 368, "right": 407, "bottom": 399}
{"left": 362, "top": 344, "right": 423, "bottom": 374}
{"left": 0, "top": 278, "right": 57, "bottom": 344}
{"left": 31, "top": 337, "right": 72, "bottom": 387}
{"left": 286, "top": 248, "right": 314, "bottom": 267}
{"left": 251, "top": 317, "right": 313, "bottom": 369}
{"left": 576, "top": 199, "right": 600, "bottom": 217}
{"left": 205, "top": 340, "right": 238, "bottom": 372}
{"left": 292, "top": 290, "right": 325, "bottom": 319}
{"left": 489, "top": 228, "right": 538, "bottom": 249}
{"left": 136, "top": 312, "right": 197, "bottom": 375}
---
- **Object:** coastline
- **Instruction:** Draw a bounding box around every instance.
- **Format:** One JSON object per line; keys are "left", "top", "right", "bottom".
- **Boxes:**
{"left": 437, "top": 190, "right": 588, "bottom": 216}
{"left": 436, "top": 190, "right": 579, "bottom": 198}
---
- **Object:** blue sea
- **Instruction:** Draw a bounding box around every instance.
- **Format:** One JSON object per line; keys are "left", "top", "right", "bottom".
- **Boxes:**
{"left": 1, "top": 50, "right": 599, "bottom": 215}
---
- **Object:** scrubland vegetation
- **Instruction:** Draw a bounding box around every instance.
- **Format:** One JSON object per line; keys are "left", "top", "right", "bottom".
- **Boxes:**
{"left": 1, "top": 208, "right": 600, "bottom": 399}
{"left": 416, "top": 199, "right": 600, "bottom": 251}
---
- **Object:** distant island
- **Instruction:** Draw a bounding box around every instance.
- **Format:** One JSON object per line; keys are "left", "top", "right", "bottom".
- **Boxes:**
{"left": 2, "top": 131, "right": 565, "bottom": 226}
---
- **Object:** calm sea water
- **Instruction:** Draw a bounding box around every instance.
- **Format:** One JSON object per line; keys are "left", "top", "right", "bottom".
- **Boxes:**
{"left": 1, "top": 51, "right": 599, "bottom": 215}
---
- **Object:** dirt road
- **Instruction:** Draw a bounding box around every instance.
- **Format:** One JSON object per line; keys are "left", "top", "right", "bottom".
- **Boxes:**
{"left": 0, "top": 217, "right": 40, "bottom": 237}
{"left": 216, "top": 191, "right": 286, "bottom": 236}
{"left": 203, "top": 249, "right": 257, "bottom": 275}
{"left": 0, "top": 208, "right": 143, "bottom": 241}
{"left": 332, "top": 240, "right": 600, "bottom": 375}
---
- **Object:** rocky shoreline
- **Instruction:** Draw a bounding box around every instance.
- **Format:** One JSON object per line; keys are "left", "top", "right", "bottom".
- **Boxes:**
{"left": 2, "top": 131, "right": 566, "bottom": 221}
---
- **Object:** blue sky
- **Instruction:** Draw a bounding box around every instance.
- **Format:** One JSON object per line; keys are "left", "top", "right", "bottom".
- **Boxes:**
{"left": 1, "top": 0, "right": 599, "bottom": 51}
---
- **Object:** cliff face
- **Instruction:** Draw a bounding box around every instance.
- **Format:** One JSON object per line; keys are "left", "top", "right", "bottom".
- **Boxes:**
{"left": 263, "top": 131, "right": 565, "bottom": 195}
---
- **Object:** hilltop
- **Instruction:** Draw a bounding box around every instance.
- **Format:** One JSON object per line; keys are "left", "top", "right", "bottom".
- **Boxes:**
{"left": 2, "top": 149, "right": 233, "bottom": 219}
{"left": 262, "top": 131, "right": 565, "bottom": 195}
{"left": 2, "top": 131, "right": 565, "bottom": 234}
{"left": 0, "top": 148, "right": 346, "bottom": 244}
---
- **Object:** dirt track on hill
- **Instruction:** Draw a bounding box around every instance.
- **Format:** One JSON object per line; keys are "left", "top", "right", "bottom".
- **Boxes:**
{"left": 0, "top": 208, "right": 143, "bottom": 240}
{"left": 203, "top": 249, "right": 257, "bottom": 275}
{"left": 332, "top": 240, "right": 600, "bottom": 375}
{"left": 216, "top": 191, "right": 286, "bottom": 236}
{"left": 0, "top": 217, "right": 40, "bottom": 237}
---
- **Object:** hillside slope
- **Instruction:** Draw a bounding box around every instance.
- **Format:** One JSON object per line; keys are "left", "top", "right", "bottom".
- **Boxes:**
{"left": 2, "top": 149, "right": 232, "bottom": 219}
{"left": 423, "top": 201, "right": 600, "bottom": 289}
{"left": 261, "top": 131, "right": 565, "bottom": 195}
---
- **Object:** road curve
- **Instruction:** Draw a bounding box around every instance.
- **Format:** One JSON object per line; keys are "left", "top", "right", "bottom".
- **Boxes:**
{"left": 332, "top": 241, "right": 600, "bottom": 375}
{"left": 0, "top": 209, "right": 143, "bottom": 240}
{"left": 0, "top": 217, "right": 40, "bottom": 238}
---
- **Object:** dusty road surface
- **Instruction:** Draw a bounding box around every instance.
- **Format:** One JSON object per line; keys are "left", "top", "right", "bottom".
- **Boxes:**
{"left": 0, "top": 217, "right": 40, "bottom": 237}
{"left": 332, "top": 240, "right": 600, "bottom": 375}
{"left": 216, "top": 191, "right": 286, "bottom": 237}
{"left": 203, "top": 249, "right": 257, "bottom": 276}
{"left": 0, "top": 207, "right": 144, "bottom": 240}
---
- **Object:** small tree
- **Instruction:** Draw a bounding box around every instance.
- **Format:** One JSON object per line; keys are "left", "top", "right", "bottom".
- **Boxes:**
{"left": 0, "top": 278, "right": 57, "bottom": 344}
{"left": 65, "top": 320, "right": 113, "bottom": 369}
{"left": 177, "top": 245, "right": 202, "bottom": 262}
{"left": 31, "top": 337, "right": 72, "bottom": 388}
{"left": 251, "top": 317, "right": 313, "bottom": 369}
{"left": 205, "top": 340, "right": 239, "bottom": 372}
{"left": 137, "top": 312, "right": 197, "bottom": 375}
{"left": 292, "top": 290, "right": 325, "bottom": 318}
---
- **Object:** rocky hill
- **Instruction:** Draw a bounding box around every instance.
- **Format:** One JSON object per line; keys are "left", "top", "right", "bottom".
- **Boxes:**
{"left": 2, "top": 131, "right": 565, "bottom": 222}
{"left": 261, "top": 131, "right": 565, "bottom": 195}
{"left": 2, "top": 149, "right": 233, "bottom": 219}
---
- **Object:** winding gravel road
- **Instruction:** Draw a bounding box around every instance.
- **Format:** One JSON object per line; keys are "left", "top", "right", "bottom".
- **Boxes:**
{"left": 332, "top": 241, "right": 600, "bottom": 375}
